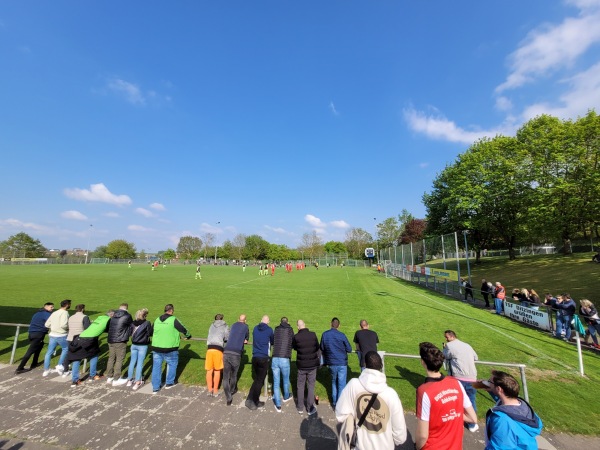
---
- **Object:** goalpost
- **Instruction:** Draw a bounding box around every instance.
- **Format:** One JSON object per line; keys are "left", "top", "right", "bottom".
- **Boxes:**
{"left": 90, "top": 258, "right": 110, "bottom": 264}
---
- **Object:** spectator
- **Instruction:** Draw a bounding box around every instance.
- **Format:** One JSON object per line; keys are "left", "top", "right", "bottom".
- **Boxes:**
{"left": 223, "top": 314, "right": 249, "bottom": 406}
{"left": 42, "top": 299, "right": 71, "bottom": 377}
{"left": 336, "top": 351, "right": 407, "bottom": 449}
{"left": 67, "top": 310, "right": 113, "bottom": 386}
{"left": 106, "top": 303, "right": 133, "bottom": 386}
{"left": 482, "top": 370, "right": 542, "bottom": 449}
{"left": 245, "top": 315, "right": 274, "bottom": 410}
{"left": 353, "top": 319, "right": 379, "bottom": 371}
{"left": 461, "top": 278, "right": 474, "bottom": 301}
{"left": 64, "top": 304, "right": 91, "bottom": 376}
{"left": 555, "top": 294, "right": 576, "bottom": 341}
{"left": 415, "top": 342, "right": 477, "bottom": 450}
{"left": 151, "top": 304, "right": 191, "bottom": 393}
{"left": 480, "top": 279, "right": 491, "bottom": 308}
{"left": 271, "top": 317, "right": 294, "bottom": 412}
{"left": 15, "top": 302, "right": 54, "bottom": 374}
{"left": 127, "top": 308, "right": 153, "bottom": 390}
{"left": 320, "top": 317, "right": 352, "bottom": 409}
{"left": 443, "top": 330, "right": 479, "bottom": 432}
{"left": 579, "top": 299, "right": 600, "bottom": 349}
{"left": 493, "top": 282, "right": 505, "bottom": 315}
{"left": 205, "top": 313, "right": 229, "bottom": 396}
{"left": 528, "top": 289, "right": 541, "bottom": 307}
{"left": 292, "top": 319, "right": 320, "bottom": 415}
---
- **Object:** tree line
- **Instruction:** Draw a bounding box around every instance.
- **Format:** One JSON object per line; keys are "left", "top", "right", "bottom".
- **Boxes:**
{"left": 423, "top": 111, "right": 600, "bottom": 260}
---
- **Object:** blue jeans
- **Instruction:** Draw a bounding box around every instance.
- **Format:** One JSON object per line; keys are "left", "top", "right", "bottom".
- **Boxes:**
{"left": 556, "top": 315, "right": 572, "bottom": 340}
{"left": 44, "top": 335, "right": 68, "bottom": 370}
{"left": 151, "top": 350, "right": 178, "bottom": 391}
{"left": 71, "top": 355, "right": 98, "bottom": 382}
{"left": 494, "top": 297, "right": 504, "bottom": 314}
{"left": 459, "top": 380, "right": 477, "bottom": 429}
{"left": 127, "top": 344, "right": 149, "bottom": 382}
{"left": 271, "top": 357, "right": 291, "bottom": 407}
{"left": 328, "top": 365, "right": 347, "bottom": 406}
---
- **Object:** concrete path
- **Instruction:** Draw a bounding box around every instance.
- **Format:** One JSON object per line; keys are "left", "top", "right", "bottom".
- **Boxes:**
{"left": 0, "top": 364, "right": 591, "bottom": 449}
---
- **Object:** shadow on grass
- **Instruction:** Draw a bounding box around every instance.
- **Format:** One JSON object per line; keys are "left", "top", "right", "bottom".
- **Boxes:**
{"left": 393, "top": 365, "right": 424, "bottom": 390}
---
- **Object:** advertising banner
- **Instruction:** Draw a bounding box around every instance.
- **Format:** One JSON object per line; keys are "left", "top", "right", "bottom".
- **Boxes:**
{"left": 504, "top": 301, "right": 552, "bottom": 331}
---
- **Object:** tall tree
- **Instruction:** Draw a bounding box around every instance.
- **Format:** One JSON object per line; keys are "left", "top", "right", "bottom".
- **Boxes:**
{"left": 0, "top": 232, "right": 47, "bottom": 258}
{"left": 376, "top": 217, "right": 400, "bottom": 249}
{"left": 400, "top": 219, "right": 427, "bottom": 244}
{"left": 324, "top": 241, "right": 347, "bottom": 254}
{"left": 232, "top": 234, "right": 246, "bottom": 262}
{"left": 267, "top": 243, "right": 291, "bottom": 262}
{"left": 163, "top": 248, "right": 176, "bottom": 260}
{"left": 177, "top": 236, "right": 202, "bottom": 260}
{"left": 244, "top": 234, "right": 269, "bottom": 261}
{"left": 220, "top": 240, "right": 234, "bottom": 260}
{"left": 300, "top": 231, "right": 323, "bottom": 260}
{"left": 398, "top": 209, "right": 415, "bottom": 237}
{"left": 106, "top": 239, "right": 137, "bottom": 259}
{"left": 344, "top": 227, "right": 373, "bottom": 259}
{"left": 202, "top": 233, "right": 216, "bottom": 259}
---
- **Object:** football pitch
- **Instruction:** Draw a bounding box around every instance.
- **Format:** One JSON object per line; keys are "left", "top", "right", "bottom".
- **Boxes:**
{"left": 1, "top": 263, "right": 598, "bottom": 434}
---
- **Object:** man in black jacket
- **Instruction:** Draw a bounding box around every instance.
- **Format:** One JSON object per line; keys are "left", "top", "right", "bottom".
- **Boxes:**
{"left": 271, "top": 317, "right": 294, "bottom": 412}
{"left": 292, "top": 319, "right": 320, "bottom": 415}
{"left": 106, "top": 303, "right": 133, "bottom": 386}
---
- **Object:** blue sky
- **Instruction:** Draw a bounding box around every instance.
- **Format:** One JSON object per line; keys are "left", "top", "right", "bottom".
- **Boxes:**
{"left": 1, "top": 1, "right": 600, "bottom": 253}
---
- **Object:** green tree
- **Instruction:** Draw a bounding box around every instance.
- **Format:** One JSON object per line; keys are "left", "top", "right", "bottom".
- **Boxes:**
{"left": 106, "top": 240, "right": 137, "bottom": 259}
{"left": 163, "top": 248, "right": 176, "bottom": 260}
{"left": 398, "top": 209, "right": 415, "bottom": 237}
{"left": 376, "top": 217, "right": 400, "bottom": 249}
{"left": 324, "top": 241, "right": 347, "bottom": 254}
{"left": 244, "top": 234, "right": 270, "bottom": 261}
{"left": 267, "top": 243, "right": 291, "bottom": 262}
{"left": 220, "top": 240, "right": 234, "bottom": 260}
{"left": 177, "top": 236, "right": 202, "bottom": 260}
{"left": 93, "top": 245, "right": 108, "bottom": 258}
{"left": 344, "top": 227, "right": 373, "bottom": 259}
{"left": 0, "top": 232, "right": 47, "bottom": 258}
{"left": 232, "top": 234, "right": 246, "bottom": 262}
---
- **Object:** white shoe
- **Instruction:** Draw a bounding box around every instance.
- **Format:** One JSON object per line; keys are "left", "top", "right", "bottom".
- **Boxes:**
{"left": 42, "top": 370, "right": 51, "bottom": 377}
{"left": 112, "top": 378, "right": 128, "bottom": 387}
{"left": 62, "top": 370, "right": 71, "bottom": 378}
{"left": 55, "top": 365, "right": 65, "bottom": 375}
{"left": 126, "top": 379, "right": 133, "bottom": 387}
{"left": 468, "top": 423, "right": 480, "bottom": 432}
{"left": 106, "top": 377, "right": 114, "bottom": 384}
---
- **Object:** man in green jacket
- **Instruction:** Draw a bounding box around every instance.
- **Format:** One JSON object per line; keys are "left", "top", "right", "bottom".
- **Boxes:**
{"left": 151, "top": 304, "right": 191, "bottom": 393}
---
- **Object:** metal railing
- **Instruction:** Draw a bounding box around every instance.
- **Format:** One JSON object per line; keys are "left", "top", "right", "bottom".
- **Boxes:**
{"left": 3, "top": 323, "right": 528, "bottom": 401}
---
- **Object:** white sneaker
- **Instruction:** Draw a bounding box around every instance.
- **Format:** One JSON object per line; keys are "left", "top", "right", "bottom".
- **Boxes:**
{"left": 106, "top": 377, "right": 114, "bottom": 384}
{"left": 468, "top": 423, "right": 480, "bottom": 432}
{"left": 112, "top": 378, "right": 128, "bottom": 387}
{"left": 126, "top": 379, "right": 133, "bottom": 387}
{"left": 62, "top": 370, "right": 71, "bottom": 378}
{"left": 55, "top": 365, "right": 65, "bottom": 375}
{"left": 42, "top": 370, "right": 51, "bottom": 377}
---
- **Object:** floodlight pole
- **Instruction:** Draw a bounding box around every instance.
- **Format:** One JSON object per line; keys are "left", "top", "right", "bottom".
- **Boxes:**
{"left": 85, "top": 224, "right": 93, "bottom": 264}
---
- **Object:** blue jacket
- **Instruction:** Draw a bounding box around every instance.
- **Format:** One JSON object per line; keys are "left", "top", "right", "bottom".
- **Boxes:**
{"left": 485, "top": 397, "right": 542, "bottom": 449}
{"left": 29, "top": 308, "right": 52, "bottom": 334}
{"left": 252, "top": 322, "right": 274, "bottom": 358}
{"left": 320, "top": 328, "right": 352, "bottom": 365}
{"left": 224, "top": 321, "right": 250, "bottom": 355}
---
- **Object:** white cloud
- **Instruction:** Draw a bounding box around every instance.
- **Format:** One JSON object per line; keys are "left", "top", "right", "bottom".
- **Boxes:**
{"left": 329, "top": 101, "right": 340, "bottom": 116}
{"left": 150, "top": 202, "right": 166, "bottom": 211}
{"left": 329, "top": 220, "right": 350, "bottom": 229}
{"left": 61, "top": 210, "right": 88, "bottom": 221}
{"left": 64, "top": 183, "right": 132, "bottom": 206}
{"left": 135, "top": 207, "right": 154, "bottom": 218}
{"left": 496, "top": 7, "right": 600, "bottom": 93}
{"left": 107, "top": 78, "right": 146, "bottom": 105}
{"left": 305, "top": 214, "right": 326, "bottom": 228}
{"left": 403, "top": 108, "right": 514, "bottom": 144}
{"left": 200, "top": 222, "right": 222, "bottom": 234}
{"left": 128, "top": 224, "right": 152, "bottom": 232}
{"left": 521, "top": 60, "right": 600, "bottom": 120}
{"left": 264, "top": 225, "right": 292, "bottom": 235}
{"left": 495, "top": 96, "right": 513, "bottom": 112}
{"left": 0, "top": 218, "right": 48, "bottom": 232}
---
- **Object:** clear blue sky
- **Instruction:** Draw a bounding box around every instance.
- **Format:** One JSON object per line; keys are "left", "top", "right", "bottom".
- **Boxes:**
{"left": 1, "top": 1, "right": 599, "bottom": 253}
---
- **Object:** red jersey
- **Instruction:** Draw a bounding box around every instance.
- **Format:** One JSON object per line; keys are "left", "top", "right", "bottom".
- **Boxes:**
{"left": 416, "top": 375, "right": 471, "bottom": 450}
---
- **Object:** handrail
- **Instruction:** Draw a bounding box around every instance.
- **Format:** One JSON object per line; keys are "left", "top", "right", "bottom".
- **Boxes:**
{"left": 2, "top": 323, "right": 528, "bottom": 401}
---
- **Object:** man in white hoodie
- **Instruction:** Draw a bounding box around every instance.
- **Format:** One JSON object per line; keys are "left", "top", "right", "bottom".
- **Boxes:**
{"left": 335, "top": 351, "right": 407, "bottom": 450}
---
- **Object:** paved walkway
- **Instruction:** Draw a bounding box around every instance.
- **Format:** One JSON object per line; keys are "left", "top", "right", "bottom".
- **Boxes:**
{"left": 0, "top": 364, "right": 594, "bottom": 450}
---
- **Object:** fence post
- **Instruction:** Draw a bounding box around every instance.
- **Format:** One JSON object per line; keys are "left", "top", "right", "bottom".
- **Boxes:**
{"left": 519, "top": 365, "right": 529, "bottom": 402}
{"left": 10, "top": 325, "right": 21, "bottom": 365}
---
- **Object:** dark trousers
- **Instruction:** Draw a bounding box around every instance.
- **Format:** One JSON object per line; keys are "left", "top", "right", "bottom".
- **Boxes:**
{"left": 17, "top": 332, "right": 46, "bottom": 370}
{"left": 223, "top": 352, "right": 241, "bottom": 402}
{"left": 296, "top": 367, "right": 317, "bottom": 412}
{"left": 247, "top": 356, "right": 269, "bottom": 405}
{"left": 106, "top": 342, "right": 127, "bottom": 378}
{"left": 482, "top": 293, "right": 490, "bottom": 307}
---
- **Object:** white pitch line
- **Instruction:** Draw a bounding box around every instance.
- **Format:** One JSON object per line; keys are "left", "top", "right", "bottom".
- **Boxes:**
{"left": 401, "top": 283, "right": 576, "bottom": 372}
{"left": 225, "top": 277, "right": 265, "bottom": 288}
